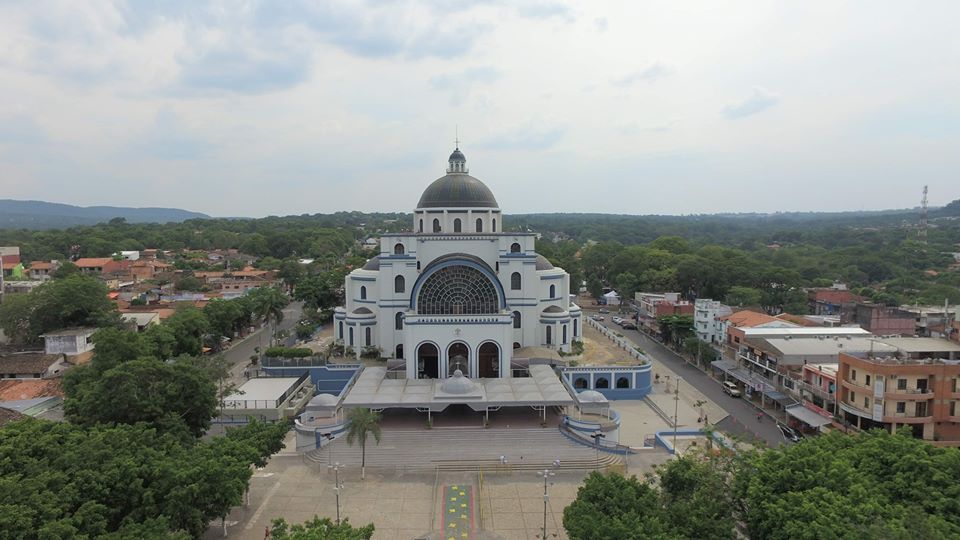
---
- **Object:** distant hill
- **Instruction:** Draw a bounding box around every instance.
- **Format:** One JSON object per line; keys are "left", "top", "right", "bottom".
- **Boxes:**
{"left": 0, "top": 200, "right": 210, "bottom": 229}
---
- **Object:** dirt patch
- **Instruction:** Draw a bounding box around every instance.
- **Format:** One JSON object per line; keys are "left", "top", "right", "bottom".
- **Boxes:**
{"left": 581, "top": 321, "right": 639, "bottom": 366}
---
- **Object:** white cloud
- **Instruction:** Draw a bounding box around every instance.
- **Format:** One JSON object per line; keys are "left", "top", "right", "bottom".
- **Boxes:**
{"left": 723, "top": 87, "right": 781, "bottom": 119}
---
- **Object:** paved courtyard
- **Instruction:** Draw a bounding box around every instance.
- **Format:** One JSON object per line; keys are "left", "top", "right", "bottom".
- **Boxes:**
{"left": 206, "top": 429, "right": 671, "bottom": 540}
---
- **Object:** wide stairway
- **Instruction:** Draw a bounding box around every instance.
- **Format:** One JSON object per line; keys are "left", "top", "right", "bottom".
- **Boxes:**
{"left": 305, "top": 426, "right": 621, "bottom": 472}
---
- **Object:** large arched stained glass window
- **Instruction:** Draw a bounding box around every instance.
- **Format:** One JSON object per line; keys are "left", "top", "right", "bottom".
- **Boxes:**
{"left": 417, "top": 265, "right": 499, "bottom": 315}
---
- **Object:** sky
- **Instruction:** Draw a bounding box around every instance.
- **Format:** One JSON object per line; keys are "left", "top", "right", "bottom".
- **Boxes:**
{"left": 1, "top": 1, "right": 959, "bottom": 218}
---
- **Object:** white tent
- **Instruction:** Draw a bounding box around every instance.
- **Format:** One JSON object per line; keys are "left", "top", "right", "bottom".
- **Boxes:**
{"left": 603, "top": 290, "right": 620, "bottom": 306}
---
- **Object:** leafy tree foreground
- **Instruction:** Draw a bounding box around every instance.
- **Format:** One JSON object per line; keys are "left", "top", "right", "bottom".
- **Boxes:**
{"left": 564, "top": 430, "right": 960, "bottom": 540}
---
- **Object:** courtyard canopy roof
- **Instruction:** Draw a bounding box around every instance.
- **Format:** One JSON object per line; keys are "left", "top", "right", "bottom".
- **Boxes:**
{"left": 342, "top": 364, "right": 576, "bottom": 412}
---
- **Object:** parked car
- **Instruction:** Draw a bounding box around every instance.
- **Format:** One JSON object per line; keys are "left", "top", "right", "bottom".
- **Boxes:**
{"left": 599, "top": 308, "right": 609, "bottom": 314}
{"left": 590, "top": 314, "right": 605, "bottom": 321}
{"left": 621, "top": 322, "right": 637, "bottom": 330}
{"left": 722, "top": 381, "right": 741, "bottom": 397}
{"left": 612, "top": 317, "right": 623, "bottom": 325}
{"left": 778, "top": 423, "right": 802, "bottom": 443}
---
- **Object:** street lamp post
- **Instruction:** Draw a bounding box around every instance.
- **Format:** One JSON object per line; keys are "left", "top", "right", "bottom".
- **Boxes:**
{"left": 328, "top": 462, "right": 344, "bottom": 525}
{"left": 673, "top": 378, "right": 682, "bottom": 451}
{"left": 537, "top": 461, "right": 560, "bottom": 539}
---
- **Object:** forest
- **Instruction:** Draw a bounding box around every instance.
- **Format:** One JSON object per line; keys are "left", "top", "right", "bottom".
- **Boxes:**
{"left": 2, "top": 199, "right": 959, "bottom": 311}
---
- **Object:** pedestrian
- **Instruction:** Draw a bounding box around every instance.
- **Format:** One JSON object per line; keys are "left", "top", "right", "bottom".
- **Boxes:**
{"left": 756, "top": 411, "right": 763, "bottom": 422}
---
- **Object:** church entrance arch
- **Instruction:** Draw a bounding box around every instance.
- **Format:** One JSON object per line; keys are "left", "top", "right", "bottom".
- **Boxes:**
{"left": 417, "top": 342, "right": 439, "bottom": 379}
{"left": 478, "top": 342, "right": 500, "bottom": 378}
{"left": 447, "top": 342, "right": 470, "bottom": 377}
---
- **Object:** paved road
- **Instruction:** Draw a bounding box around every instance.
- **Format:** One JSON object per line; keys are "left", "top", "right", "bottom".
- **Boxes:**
{"left": 595, "top": 315, "right": 785, "bottom": 447}
{"left": 222, "top": 301, "right": 304, "bottom": 386}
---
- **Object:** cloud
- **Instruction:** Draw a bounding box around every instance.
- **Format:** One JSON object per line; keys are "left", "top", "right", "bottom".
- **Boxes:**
{"left": 133, "top": 106, "right": 213, "bottom": 160}
{"left": 723, "top": 87, "right": 781, "bottom": 119}
{"left": 516, "top": 2, "right": 573, "bottom": 20}
{"left": 594, "top": 17, "right": 608, "bottom": 32}
{"left": 430, "top": 66, "right": 501, "bottom": 105}
{"left": 614, "top": 62, "right": 674, "bottom": 86}
{"left": 477, "top": 126, "right": 564, "bottom": 151}
{"left": 176, "top": 45, "right": 312, "bottom": 95}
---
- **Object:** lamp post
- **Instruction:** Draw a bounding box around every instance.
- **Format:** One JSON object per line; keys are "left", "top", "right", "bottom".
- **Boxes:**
{"left": 324, "top": 433, "right": 335, "bottom": 468}
{"left": 537, "top": 460, "right": 560, "bottom": 539}
{"left": 673, "top": 378, "right": 682, "bottom": 451}
{"left": 328, "top": 462, "right": 344, "bottom": 525}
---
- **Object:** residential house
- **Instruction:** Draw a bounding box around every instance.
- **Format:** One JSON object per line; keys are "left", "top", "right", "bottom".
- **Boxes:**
{"left": 0, "top": 353, "right": 71, "bottom": 380}
{"left": 695, "top": 299, "right": 733, "bottom": 345}
{"left": 838, "top": 340, "right": 960, "bottom": 441}
{"left": 27, "top": 261, "right": 59, "bottom": 281}
{"left": 855, "top": 302, "right": 917, "bottom": 336}
{"left": 807, "top": 284, "right": 861, "bottom": 321}
{"left": 717, "top": 310, "right": 799, "bottom": 357}
{"left": 74, "top": 257, "right": 122, "bottom": 276}
{"left": 898, "top": 305, "right": 955, "bottom": 337}
{"left": 121, "top": 312, "right": 160, "bottom": 332}
{"left": 41, "top": 328, "right": 98, "bottom": 363}
{"left": 3, "top": 281, "right": 43, "bottom": 294}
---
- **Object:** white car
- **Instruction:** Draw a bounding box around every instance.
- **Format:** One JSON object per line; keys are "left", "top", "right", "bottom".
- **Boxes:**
{"left": 612, "top": 317, "right": 623, "bottom": 325}
{"left": 722, "top": 381, "right": 741, "bottom": 397}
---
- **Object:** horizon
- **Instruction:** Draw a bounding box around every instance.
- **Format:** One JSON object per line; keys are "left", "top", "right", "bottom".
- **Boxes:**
{"left": 1, "top": 2, "right": 959, "bottom": 218}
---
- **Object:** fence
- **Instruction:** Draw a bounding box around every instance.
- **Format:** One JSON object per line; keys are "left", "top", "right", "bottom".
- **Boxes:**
{"left": 587, "top": 317, "right": 651, "bottom": 364}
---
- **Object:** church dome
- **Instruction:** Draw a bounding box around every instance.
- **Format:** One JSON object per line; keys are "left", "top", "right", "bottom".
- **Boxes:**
{"left": 417, "top": 174, "right": 498, "bottom": 208}
{"left": 309, "top": 393, "right": 338, "bottom": 407}
{"left": 362, "top": 255, "right": 381, "bottom": 270}
{"left": 577, "top": 390, "right": 607, "bottom": 403}
{"left": 417, "top": 146, "right": 499, "bottom": 209}
{"left": 535, "top": 254, "right": 554, "bottom": 270}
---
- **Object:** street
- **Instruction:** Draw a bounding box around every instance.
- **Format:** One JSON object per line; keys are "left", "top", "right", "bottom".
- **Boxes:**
{"left": 596, "top": 316, "right": 786, "bottom": 447}
{"left": 221, "top": 301, "right": 304, "bottom": 387}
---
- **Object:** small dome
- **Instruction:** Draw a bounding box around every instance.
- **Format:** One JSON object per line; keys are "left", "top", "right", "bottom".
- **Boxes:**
{"left": 535, "top": 255, "right": 554, "bottom": 270}
{"left": 309, "top": 393, "right": 338, "bottom": 407}
{"left": 577, "top": 390, "right": 607, "bottom": 403}
{"left": 449, "top": 148, "right": 466, "bottom": 163}
{"left": 543, "top": 305, "right": 565, "bottom": 314}
{"left": 439, "top": 369, "right": 476, "bottom": 395}
{"left": 352, "top": 307, "right": 373, "bottom": 315}
{"left": 362, "top": 256, "right": 381, "bottom": 270}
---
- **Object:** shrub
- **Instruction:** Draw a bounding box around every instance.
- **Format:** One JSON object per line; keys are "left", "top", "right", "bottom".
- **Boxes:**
{"left": 264, "top": 347, "right": 313, "bottom": 358}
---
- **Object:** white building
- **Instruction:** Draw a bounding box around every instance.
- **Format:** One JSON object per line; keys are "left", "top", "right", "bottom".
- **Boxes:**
{"left": 694, "top": 299, "right": 733, "bottom": 344}
{"left": 334, "top": 147, "right": 582, "bottom": 379}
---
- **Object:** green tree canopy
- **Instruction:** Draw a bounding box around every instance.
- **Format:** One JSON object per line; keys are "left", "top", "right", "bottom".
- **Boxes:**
{"left": 269, "top": 516, "right": 374, "bottom": 539}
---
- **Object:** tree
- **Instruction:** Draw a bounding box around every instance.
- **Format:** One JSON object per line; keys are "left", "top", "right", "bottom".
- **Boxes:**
{"left": 204, "top": 298, "right": 243, "bottom": 346}
{"left": 51, "top": 261, "right": 79, "bottom": 279}
{"left": 164, "top": 307, "right": 210, "bottom": 356}
{"left": 250, "top": 286, "right": 289, "bottom": 346}
{"left": 64, "top": 358, "right": 218, "bottom": 438}
{"left": 735, "top": 429, "right": 960, "bottom": 539}
{"left": 345, "top": 408, "right": 382, "bottom": 480}
{"left": 270, "top": 516, "right": 374, "bottom": 539}
{"left": 295, "top": 275, "right": 338, "bottom": 310}
{"left": 724, "top": 285, "right": 762, "bottom": 307}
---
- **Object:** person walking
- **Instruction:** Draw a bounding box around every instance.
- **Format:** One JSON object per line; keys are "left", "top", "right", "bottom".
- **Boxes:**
{"left": 756, "top": 411, "right": 763, "bottom": 422}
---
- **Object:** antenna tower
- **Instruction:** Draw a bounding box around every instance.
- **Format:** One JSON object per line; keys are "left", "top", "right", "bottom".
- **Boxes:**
{"left": 919, "top": 185, "right": 928, "bottom": 243}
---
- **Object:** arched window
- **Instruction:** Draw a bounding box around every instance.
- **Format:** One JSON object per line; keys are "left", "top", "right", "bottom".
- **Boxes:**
{"left": 476, "top": 218, "right": 483, "bottom": 232}
{"left": 574, "top": 378, "right": 588, "bottom": 389}
{"left": 365, "top": 327, "right": 371, "bottom": 346}
{"left": 395, "top": 312, "right": 403, "bottom": 330}
{"left": 492, "top": 218, "right": 496, "bottom": 232}
{"left": 416, "top": 264, "right": 499, "bottom": 315}
{"left": 433, "top": 218, "right": 441, "bottom": 233}
{"left": 513, "top": 342, "right": 521, "bottom": 349}
{"left": 562, "top": 324, "right": 568, "bottom": 344}
{"left": 549, "top": 284, "right": 556, "bottom": 298}
{"left": 394, "top": 243, "right": 404, "bottom": 255}
{"left": 348, "top": 327, "right": 354, "bottom": 346}
{"left": 360, "top": 286, "right": 367, "bottom": 300}
{"left": 454, "top": 218, "right": 462, "bottom": 232}
{"left": 513, "top": 311, "right": 521, "bottom": 329}
{"left": 546, "top": 326, "right": 552, "bottom": 345}
{"left": 510, "top": 243, "right": 521, "bottom": 253}
{"left": 395, "top": 344, "right": 404, "bottom": 359}
{"left": 573, "top": 319, "right": 578, "bottom": 337}
{"left": 511, "top": 272, "right": 521, "bottom": 290}
{"left": 338, "top": 321, "right": 343, "bottom": 340}
{"left": 596, "top": 377, "right": 609, "bottom": 389}
{"left": 419, "top": 219, "right": 423, "bottom": 233}
{"left": 616, "top": 377, "right": 630, "bottom": 389}
{"left": 395, "top": 275, "right": 405, "bottom": 293}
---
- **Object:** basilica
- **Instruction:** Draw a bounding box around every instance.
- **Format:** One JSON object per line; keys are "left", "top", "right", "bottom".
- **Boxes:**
{"left": 334, "top": 147, "right": 582, "bottom": 380}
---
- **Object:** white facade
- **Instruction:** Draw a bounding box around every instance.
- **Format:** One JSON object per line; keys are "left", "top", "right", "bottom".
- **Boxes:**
{"left": 334, "top": 148, "right": 582, "bottom": 380}
{"left": 694, "top": 299, "right": 733, "bottom": 344}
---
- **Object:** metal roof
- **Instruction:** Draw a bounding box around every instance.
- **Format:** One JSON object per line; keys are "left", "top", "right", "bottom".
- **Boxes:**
{"left": 416, "top": 173, "right": 499, "bottom": 208}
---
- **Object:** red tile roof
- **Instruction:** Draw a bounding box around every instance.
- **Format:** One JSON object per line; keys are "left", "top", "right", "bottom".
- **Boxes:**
{"left": 718, "top": 310, "right": 780, "bottom": 328}
{"left": 74, "top": 257, "right": 113, "bottom": 268}
{"left": 0, "top": 379, "right": 64, "bottom": 401}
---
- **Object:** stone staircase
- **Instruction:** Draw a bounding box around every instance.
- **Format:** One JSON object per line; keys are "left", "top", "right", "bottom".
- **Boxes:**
{"left": 304, "top": 426, "right": 621, "bottom": 472}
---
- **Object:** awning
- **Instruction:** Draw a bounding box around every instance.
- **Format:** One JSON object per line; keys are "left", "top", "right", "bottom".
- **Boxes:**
{"left": 710, "top": 360, "right": 736, "bottom": 372}
{"left": 786, "top": 406, "right": 832, "bottom": 428}
{"left": 764, "top": 390, "right": 799, "bottom": 408}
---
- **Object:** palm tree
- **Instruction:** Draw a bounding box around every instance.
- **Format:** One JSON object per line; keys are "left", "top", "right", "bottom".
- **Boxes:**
{"left": 251, "top": 286, "right": 288, "bottom": 346}
{"left": 345, "top": 408, "right": 382, "bottom": 480}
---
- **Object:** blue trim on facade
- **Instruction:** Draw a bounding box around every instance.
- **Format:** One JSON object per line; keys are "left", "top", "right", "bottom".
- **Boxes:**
{"left": 351, "top": 276, "right": 377, "bottom": 282}
{"left": 540, "top": 275, "right": 565, "bottom": 280}
{"left": 405, "top": 319, "right": 511, "bottom": 326}
{"left": 354, "top": 299, "right": 376, "bottom": 304}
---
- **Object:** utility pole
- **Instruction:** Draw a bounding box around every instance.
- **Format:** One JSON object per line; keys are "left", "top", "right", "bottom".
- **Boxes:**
{"left": 919, "top": 185, "right": 929, "bottom": 243}
{"left": 328, "top": 463, "right": 344, "bottom": 525}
